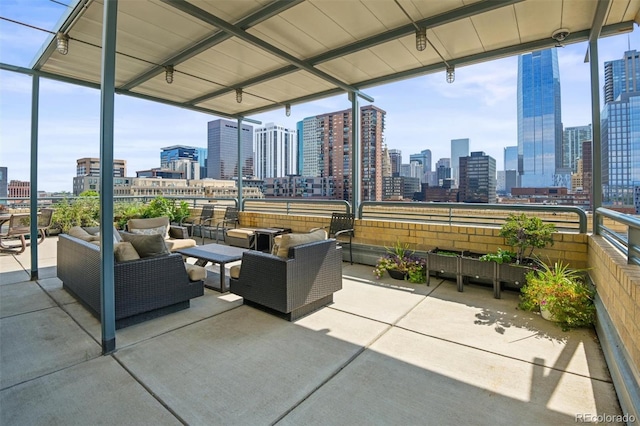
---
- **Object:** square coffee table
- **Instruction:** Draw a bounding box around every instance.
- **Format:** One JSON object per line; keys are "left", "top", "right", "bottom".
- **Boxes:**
{"left": 178, "top": 244, "right": 248, "bottom": 292}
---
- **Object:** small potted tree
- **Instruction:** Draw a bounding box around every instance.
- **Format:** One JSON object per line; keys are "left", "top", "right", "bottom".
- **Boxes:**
{"left": 494, "top": 213, "right": 555, "bottom": 295}
{"left": 519, "top": 260, "right": 595, "bottom": 331}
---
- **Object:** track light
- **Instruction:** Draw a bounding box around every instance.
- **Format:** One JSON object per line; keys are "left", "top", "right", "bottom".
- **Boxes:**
{"left": 446, "top": 65, "right": 455, "bottom": 84}
{"left": 236, "top": 88, "right": 243, "bottom": 103}
{"left": 56, "top": 32, "right": 69, "bottom": 55}
{"left": 285, "top": 104, "right": 291, "bottom": 117}
{"left": 165, "top": 65, "right": 174, "bottom": 84}
{"left": 415, "top": 28, "right": 427, "bottom": 52}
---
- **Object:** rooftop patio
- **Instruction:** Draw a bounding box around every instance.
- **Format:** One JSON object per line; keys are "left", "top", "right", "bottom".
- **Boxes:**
{"left": 0, "top": 236, "right": 625, "bottom": 425}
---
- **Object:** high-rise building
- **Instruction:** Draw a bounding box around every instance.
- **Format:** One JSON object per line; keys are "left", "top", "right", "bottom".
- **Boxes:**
{"left": 381, "top": 146, "right": 392, "bottom": 178}
{"left": 582, "top": 141, "right": 592, "bottom": 207}
{"left": 0, "top": 167, "right": 7, "bottom": 204}
{"left": 458, "top": 151, "right": 496, "bottom": 203}
{"left": 451, "top": 138, "right": 469, "bottom": 187}
{"left": 517, "top": 48, "right": 562, "bottom": 187}
{"left": 296, "top": 121, "right": 304, "bottom": 175}
{"left": 76, "top": 157, "right": 126, "bottom": 177}
{"left": 602, "top": 50, "right": 640, "bottom": 206}
{"left": 207, "top": 119, "right": 253, "bottom": 180}
{"left": 604, "top": 50, "right": 640, "bottom": 103}
{"left": 388, "top": 149, "right": 402, "bottom": 176}
{"left": 301, "top": 105, "right": 385, "bottom": 202}
{"left": 254, "top": 123, "right": 297, "bottom": 179}
{"left": 160, "top": 145, "right": 201, "bottom": 180}
{"left": 504, "top": 146, "right": 518, "bottom": 171}
{"left": 562, "top": 125, "right": 591, "bottom": 172}
{"left": 301, "top": 116, "right": 322, "bottom": 177}
{"left": 409, "top": 149, "right": 432, "bottom": 181}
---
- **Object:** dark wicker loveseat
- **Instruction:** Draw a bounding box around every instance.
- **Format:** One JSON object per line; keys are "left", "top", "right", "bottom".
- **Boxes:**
{"left": 230, "top": 238, "right": 342, "bottom": 321}
{"left": 57, "top": 234, "right": 204, "bottom": 329}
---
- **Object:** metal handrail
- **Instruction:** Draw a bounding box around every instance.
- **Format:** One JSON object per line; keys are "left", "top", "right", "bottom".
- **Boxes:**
{"left": 241, "top": 198, "right": 351, "bottom": 216}
{"left": 358, "top": 202, "right": 588, "bottom": 233}
{"left": 595, "top": 207, "right": 640, "bottom": 266}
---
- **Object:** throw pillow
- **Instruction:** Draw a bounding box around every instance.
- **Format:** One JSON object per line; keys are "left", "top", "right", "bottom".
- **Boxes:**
{"left": 120, "top": 232, "right": 170, "bottom": 258}
{"left": 273, "top": 229, "right": 327, "bottom": 258}
{"left": 130, "top": 225, "right": 167, "bottom": 237}
{"left": 68, "top": 226, "right": 100, "bottom": 242}
{"left": 114, "top": 242, "right": 141, "bottom": 262}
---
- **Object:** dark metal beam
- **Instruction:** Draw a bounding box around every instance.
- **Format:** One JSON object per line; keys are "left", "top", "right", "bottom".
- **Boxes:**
{"left": 120, "top": 0, "right": 304, "bottom": 90}
{"left": 187, "top": 0, "right": 521, "bottom": 106}
{"left": 0, "top": 63, "right": 251, "bottom": 121}
{"left": 241, "top": 21, "right": 634, "bottom": 117}
{"left": 161, "top": 0, "right": 374, "bottom": 102}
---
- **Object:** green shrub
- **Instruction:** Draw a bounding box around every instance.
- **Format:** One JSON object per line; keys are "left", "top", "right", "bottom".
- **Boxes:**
{"left": 499, "top": 213, "right": 555, "bottom": 263}
{"left": 519, "top": 260, "right": 595, "bottom": 331}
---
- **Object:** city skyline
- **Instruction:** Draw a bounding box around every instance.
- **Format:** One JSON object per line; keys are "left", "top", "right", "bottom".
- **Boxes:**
{"left": 0, "top": 3, "right": 639, "bottom": 192}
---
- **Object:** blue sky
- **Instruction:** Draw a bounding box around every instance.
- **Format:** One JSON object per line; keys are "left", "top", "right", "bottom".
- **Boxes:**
{"left": 1, "top": 1, "right": 639, "bottom": 192}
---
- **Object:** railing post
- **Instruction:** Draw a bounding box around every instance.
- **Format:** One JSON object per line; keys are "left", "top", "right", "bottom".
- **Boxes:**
{"left": 628, "top": 227, "right": 640, "bottom": 265}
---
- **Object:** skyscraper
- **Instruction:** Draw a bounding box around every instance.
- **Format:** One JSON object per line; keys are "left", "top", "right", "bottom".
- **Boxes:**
{"left": 604, "top": 50, "right": 640, "bottom": 103}
{"left": 503, "top": 146, "right": 518, "bottom": 171}
{"left": 207, "top": 119, "right": 253, "bottom": 180}
{"left": 409, "top": 149, "right": 432, "bottom": 182}
{"left": 517, "top": 48, "right": 562, "bottom": 187}
{"left": 160, "top": 145, "right": 201, "bottom": 180}
{"left": 388, "top": 149, "right": 402, "bottom": 177}
{"left": 602, "top": 50, "right": 640, "bottom": 207}
{"left": 254, "top": 123, "right": 297, "bottom": 179}
{"left": 562, "top": 125, "right": 591, "bottom": 173}
{"left": 300, "top": 105, "right": 385, "bottom": 202}
{"left": 458, "top": 151, "right": 496, "bottom": 203}
{"left": 451, "top": 138, "right": 469, "bottom": 187}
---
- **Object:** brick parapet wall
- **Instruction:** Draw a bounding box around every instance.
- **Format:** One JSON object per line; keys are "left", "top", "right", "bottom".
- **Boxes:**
{"left": 588, "top": 235, "right": 640, "bottom": 374}
{"left": 239, "top": 213, "right": 588, "bottom": 269}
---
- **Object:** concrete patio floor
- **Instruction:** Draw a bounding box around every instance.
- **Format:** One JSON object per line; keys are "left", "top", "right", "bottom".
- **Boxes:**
{"left": 0, "top": 237, "right": 624, "bottom": 425}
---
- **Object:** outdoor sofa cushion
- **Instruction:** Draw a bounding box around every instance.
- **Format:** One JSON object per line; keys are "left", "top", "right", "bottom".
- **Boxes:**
{"left": 114, "top": 242, "right": 141, "bottom": 262}
{"left": 272, "top": 229, "right": 327, "bottom": 258}
{"left": 128, "top": 217, "right": 170, "bottom": 239}
{"left": 120, "top": 232, "right": 170, "bottom": 258}
{"left": 68, "top": 226, "right": 100, "bottom": 242}
{"left": 184, "top": 263, "right": 207, "bottom": 282}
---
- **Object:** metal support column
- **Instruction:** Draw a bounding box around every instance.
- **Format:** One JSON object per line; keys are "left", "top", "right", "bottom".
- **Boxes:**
{"left": 29, "top": 75, "right": 40, "bottom": 280}
{"left": 99, "top": 0, "right": 118, "bottom": 355}
{"left": 237, "top": 118, "right": 243, "bottom": 211}
{"left": 350, "top": 92, "right": 360, "bottom": 216}
{"left": 589, "top": 38, "right": 602, "bottom": 234}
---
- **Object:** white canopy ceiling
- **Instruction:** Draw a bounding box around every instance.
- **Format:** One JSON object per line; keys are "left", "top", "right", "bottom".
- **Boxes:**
{"left": 30, "top": 0, "right": 640, "bottom": 119}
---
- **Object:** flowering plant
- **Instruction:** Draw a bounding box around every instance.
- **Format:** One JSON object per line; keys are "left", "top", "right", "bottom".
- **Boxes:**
{"left": 374, "top": 240, "right": 427, "bottom": 283}
{"left": 519, "top": 260, "right": 594, "bottom": 330}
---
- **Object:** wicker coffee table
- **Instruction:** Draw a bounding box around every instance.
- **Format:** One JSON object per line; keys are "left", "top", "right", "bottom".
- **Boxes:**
{"left": 178, "top": 244, "right": 248, "bottom": 292}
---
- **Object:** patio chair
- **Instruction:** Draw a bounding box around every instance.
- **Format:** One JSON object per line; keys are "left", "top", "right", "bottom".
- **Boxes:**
{"left": 182, "top": 204, "right": 215, "bottom": 237}
{"left": 0, "top": 209, "right": 54, "bottom": 254}
{"left": 200, "top": 206, "right": 238, "bottom": 245}
{"left": 311, "top": 212, "right": 355, "bottom": 264}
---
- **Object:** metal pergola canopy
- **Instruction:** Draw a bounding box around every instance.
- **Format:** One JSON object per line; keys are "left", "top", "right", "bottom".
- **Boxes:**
{"left": 24, "top": 0, "right": 640, "bottom": 119}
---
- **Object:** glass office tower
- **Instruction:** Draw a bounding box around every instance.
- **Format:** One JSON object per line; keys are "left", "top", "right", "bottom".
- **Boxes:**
{"left": 602, "top": 50, "right": 640, "bottom": 207}
{"left": 451, "top": 138, "right": 469, "bottom": 188}
{"left": 207, "top": 119, "right": 253, "bottom": 180}
{"left": 517, "top": 48, "right": 562, "bottom": 187}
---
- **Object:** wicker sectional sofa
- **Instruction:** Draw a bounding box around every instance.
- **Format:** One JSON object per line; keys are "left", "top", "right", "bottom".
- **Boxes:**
{"left": 230, "top": 238, "right": 342, "bottom": 321}
{"left": 57, "top": 233, "right": 204, "bottom": 329}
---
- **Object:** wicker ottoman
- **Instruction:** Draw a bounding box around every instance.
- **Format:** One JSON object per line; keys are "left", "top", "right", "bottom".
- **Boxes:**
{"left": 225, "top": 228, "right": 256, "bottom": 249}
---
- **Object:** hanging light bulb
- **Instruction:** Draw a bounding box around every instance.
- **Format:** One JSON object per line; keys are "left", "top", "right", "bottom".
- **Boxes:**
{"left": 415, "top": 28, "right": 427, "bottom": 52}
{"left": 446, "top": 65, "right": 455, "bottom": 84}
{"left": 236, "top": 88, "right": 243, "bottom": 103}
{"left": 165, "top": 65, "right": 174, "bottom": 84}
{"left": 285, "top": 104, "right": 291, "bottom": 117}
{"left": 56, "top": 32, "right": 69, "bottom": 55}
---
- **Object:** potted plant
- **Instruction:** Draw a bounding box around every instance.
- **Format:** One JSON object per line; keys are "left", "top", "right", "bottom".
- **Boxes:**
{"left": 499, "top": 213, "right": 556, "bottom": 264}
{"left": 519, "top": 260, "right": 595, "bottom": 331}
{"left": 374, "top": 240, "right": 426, "bottom": 284}
{"left": 482, "top": 214, "right": 556, "bottom": 297}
